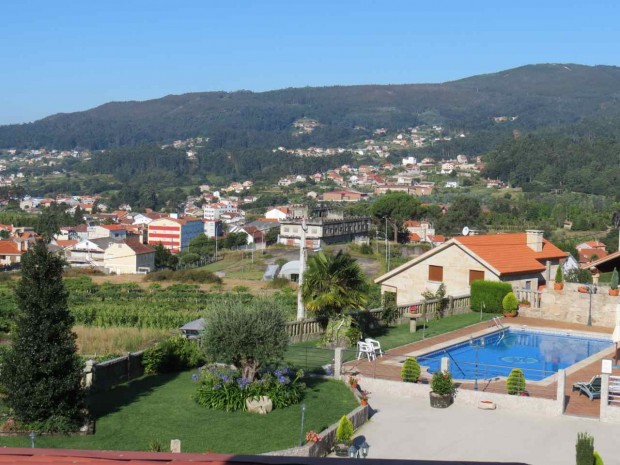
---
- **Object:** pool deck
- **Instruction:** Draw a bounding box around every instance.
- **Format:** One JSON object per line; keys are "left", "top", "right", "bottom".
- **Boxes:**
{"left": 345, "top": 316, "right": 619, "bottom": 418}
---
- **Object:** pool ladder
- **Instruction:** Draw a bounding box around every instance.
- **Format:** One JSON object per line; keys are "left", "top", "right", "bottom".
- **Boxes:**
{"left": 491, "top": 317, "right": 504, "bottom": 329}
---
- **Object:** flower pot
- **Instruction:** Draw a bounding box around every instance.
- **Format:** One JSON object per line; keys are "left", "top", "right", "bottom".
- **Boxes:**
{"left": 503, "top": 312, "right": 517, "bottom": 318}
{"left": 609, "top": 289, "right": 619, "bottom": 297}
{"left": 350, "top": 382, "right": 358, "bottom": 390}
{"left": 554, "top": 283, "right": 564, "bottom": 291}
{"left": 578, "top": 286, "right": 588, "bottom": 293}
{"left": 334, "top": 444, "right": 350, "bottom": 457}
{"left": 429, "top": 392, "right": 453, "bottom": 408}
{"left": 360, "top": 399, "right": 368, "bottom": 406}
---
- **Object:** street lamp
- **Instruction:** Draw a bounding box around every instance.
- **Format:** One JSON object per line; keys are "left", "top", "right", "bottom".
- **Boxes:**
{"left": 298, "top": 403, "right": 306, "bottom": 446}
{"left": 470, "top": 335, "right": 485, "bottom": 391}
{"left": 585, "top": 284, "right": 597, "bottom": 326}
{"left": 29, "top": 431, "right": 36, "bottom": 448}
{"left": 348, "top": 445, "right": 358, "bottom": 458}
{"left": 360, "top": 441, "right": 370, "bottom": 458}
{"left": 296, "top": 217, "right": 309, "bottom": 321}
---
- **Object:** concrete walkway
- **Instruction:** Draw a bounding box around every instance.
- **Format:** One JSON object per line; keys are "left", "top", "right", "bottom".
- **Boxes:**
{"left": 355, "top": 392, "right": 616, "bottom": 465}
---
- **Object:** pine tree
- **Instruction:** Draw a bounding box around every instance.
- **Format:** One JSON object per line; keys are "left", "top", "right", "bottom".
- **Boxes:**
{"left": 2, "top": 241, "right": 84, "bottom": 430}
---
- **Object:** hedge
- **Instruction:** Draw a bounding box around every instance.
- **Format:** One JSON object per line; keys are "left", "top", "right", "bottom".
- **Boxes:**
{"left": 470, "top": 280, "right": 513, "bottom": 313}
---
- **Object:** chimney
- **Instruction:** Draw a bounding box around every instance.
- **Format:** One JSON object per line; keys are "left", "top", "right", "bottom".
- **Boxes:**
{"left": 526, "top": 230, "right": 544, "bottom": 253}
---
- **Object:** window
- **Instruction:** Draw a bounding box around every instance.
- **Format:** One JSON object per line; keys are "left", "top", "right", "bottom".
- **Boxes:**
{"left": 524, "top": 280, "right": 532, "bottom": 290}
{"left": 469, "top": 270, "right": 484, "bottom": 285}
{"left": 428, "top": 265, "right": 443, "bottom": 282}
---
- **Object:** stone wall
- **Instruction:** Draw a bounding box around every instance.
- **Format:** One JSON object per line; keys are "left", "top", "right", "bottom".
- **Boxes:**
{"left": 519, "top": 283, "right": 618, "bottom": 327}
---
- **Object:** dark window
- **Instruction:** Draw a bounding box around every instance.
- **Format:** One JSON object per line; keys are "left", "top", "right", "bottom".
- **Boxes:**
{"left": 429, "top": 265, "right": 443, "bottom": 282}
{"left": 469, "top": 270, "right": 484, "bottom": 285}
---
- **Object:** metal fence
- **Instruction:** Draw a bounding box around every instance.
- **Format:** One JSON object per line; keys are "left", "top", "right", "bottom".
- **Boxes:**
{"left": 339, "top": 350, "right": 558, "bottom": 400}
{"left": 283, "top": 345, "right": 335, "bottom": 376}
{"left": 609, "top": 375, "right": 620, "bottom": 406}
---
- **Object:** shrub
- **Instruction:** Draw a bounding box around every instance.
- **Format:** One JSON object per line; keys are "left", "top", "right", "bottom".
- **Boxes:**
{"left": 430, "top": 371, "right": 456, "bottom": 396}
{"left": 502, "top": 292, "right": 518, "bottom": 314}
{"left": 506, "top": 368, "right": 526, "bottom": 395}
{"left": 382, "top": 292, "right": 398, "bottom": 327}
{"left": 194, "top": 365, "right": 305, "bottom": 411}
{"left": 611, "top": 268, "right": 619, "bottom": 290}
{"left": 148, "top": 439, "right": 164, "bottom": 452}
{"left": 142, "top": 336, "right": 205, "bottom": 374}
{"left": 232, "top": 285, "right": 249, "bottom": 294}
{"left": 555, "top": 266, "right": 563, "bottom": 284}
{"left": 470, "top": 281, "right": 513, "bottom": 313}
{"left": 594, "top": 451, "right": 604, "bottom": 465}
{"left": 565, "top": 268, "right": 593, "bottom": 284}
{"left": 335, "top": 415, "right": 354, "bottom": 445}
{"left": 268, "top": 277, "right": 291, "bottom": 289}
{"left": 345, "top": 325, "right": 362, "bottom": 347}
{"left": 401, "top": 357, "right": 421, "bottom": 383}
{"left": 576, "top": 432, "right": 594, "bottom": 465}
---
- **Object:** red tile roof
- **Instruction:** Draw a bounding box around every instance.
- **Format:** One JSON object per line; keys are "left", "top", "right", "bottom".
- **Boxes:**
{"left": 101, "top": 224, "right": 127, "bottom": 231}
{"left": 455, "top": 233, "right": 567, "bottom": 275}
{"left": 0, "top": 240, "right": 21, "bottom": 255}
{"left": 55, "top": 240, "right": 78, "bottom": 248}
{"left": 578, "top": 248, "right": 608, "bottom": 264}
{"left": 408, "top": 232, "right": 421, "bottom": 242}
{"left": 124, "top": 239, "right": 154, "bottom": 255}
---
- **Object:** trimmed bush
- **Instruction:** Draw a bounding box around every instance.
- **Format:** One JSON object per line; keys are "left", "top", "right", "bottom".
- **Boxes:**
{"left": 506, "top": 368, "right": 526, "bottom": 395}
{"left": 594, "top": 451, "right": 604, "bottom": 465}
{"left": 576, "top": 432, "right": 594, "bottom": 465}
{"left": 611, "top": 268, "right": 619, "bottom": 290}
{"left": 470, "top": 281, "right": 513, "bottom": 313}
{"left": 335, "top": 415, "right": 354, "bottom": 445}
{"left": 401, "top": 357, "right": 421, "bottom": 383}
{"left": 502, "top": 292, "right": 519, "bottom": 314}
{"left": 143, "top": 336, "right": 205, "bottom": 374}
{"left": 555, "top": 266, "right": 563, "bottom": 284}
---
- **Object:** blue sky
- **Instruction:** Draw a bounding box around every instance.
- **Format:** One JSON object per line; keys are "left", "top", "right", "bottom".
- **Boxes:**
{"left": 1, "top": 0, "right": 618, "bottom": 125}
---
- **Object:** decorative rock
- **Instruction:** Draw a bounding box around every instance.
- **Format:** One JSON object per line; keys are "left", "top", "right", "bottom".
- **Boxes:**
{"left": 246, "top": 396, "right": 273, "bottom": 414}
{"left": 478, "top": 400, "right": 496, "bottom": 410}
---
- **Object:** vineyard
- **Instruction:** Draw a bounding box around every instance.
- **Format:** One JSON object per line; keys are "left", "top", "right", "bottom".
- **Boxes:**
{"left": 0, "top": 277, "right": 296, "bottom": 331}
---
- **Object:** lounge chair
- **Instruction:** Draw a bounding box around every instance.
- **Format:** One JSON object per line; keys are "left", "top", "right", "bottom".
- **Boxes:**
{"left": 573, "top": 376, "right": 601, "bottom": 401}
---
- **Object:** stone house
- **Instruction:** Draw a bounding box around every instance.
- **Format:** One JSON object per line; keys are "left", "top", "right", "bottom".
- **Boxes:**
{"left": 103, "top": 239, "right": 155, "bottom": 275}
{"left": 375, "top": 230, "right": 567, "bottom": 305}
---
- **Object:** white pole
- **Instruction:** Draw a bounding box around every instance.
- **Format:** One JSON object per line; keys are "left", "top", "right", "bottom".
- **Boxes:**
{"left": 296, "top": 217, "right": 307, "bottom": 321}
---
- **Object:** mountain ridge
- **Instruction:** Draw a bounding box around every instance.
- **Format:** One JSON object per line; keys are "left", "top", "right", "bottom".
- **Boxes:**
{"left": 2, "top": 63, "right": 620, "bottom": 150}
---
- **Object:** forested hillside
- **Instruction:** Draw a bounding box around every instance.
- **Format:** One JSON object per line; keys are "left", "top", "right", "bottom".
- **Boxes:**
{"left": 1, "top": 64, "right": 620, "bottom": 150}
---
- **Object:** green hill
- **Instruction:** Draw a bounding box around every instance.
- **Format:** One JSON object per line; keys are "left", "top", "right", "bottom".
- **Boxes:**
{"left": 1, "top": 63, "right": 620, "bottom": 150}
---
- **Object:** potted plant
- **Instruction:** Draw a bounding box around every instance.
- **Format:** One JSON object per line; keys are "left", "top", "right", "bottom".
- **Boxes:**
{"left": 348, "top": 376, "right": 359, "bottom": 390}
{"left": 429, "top": 371, "right": 456, "bottom": 408}
{"left": 609, "top": 268, "right": 619, "bottom": 296}
{"left": 519, "top": 298, "right": 531, "bottom": 308}
{"left": 506, "top": 368, "right": 526, "bottom": 395}
{"left": 401, "top": 357, "right": 421, "bottom": 383}
{"left": 554, "top": 266, "right": 564, "bottom": 291}
{"left": 333, "top": 415, "right": 354, "bottom": 456}
{"left": 502, "top": 292, "right": 518, "bottom": 318}
{"left": 359, "top": 391, "right": 369, "bottom": 406}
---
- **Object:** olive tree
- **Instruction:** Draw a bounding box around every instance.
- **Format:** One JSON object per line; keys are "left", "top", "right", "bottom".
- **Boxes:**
{"left": 202, "top": 298, "right": 289, "bottom": 380}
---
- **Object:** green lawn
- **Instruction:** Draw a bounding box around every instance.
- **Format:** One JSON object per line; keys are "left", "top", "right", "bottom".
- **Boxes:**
{"left": 284, "top": 311, "right": 502, "bottom": 372}
{"left": 0, "top": 372, "right": 357, "bottom": 454}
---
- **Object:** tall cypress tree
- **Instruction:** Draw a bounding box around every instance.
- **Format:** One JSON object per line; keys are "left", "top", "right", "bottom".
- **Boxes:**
{"left": 2, "top": 241, "right": 83, "bottom": 429}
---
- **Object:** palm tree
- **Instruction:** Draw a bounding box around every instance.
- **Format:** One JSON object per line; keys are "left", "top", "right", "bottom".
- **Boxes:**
{"left": 302, "top": 250, "right": 368, "bottom": 317}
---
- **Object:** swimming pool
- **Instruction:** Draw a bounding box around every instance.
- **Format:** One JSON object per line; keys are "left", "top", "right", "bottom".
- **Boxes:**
{"left": 416, "top": 329, "right": 612, "bottom": 381}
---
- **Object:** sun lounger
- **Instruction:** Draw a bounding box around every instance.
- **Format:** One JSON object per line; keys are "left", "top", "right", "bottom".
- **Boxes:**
{"left": 573, "top": 376, "right": 601, "bottom": 401}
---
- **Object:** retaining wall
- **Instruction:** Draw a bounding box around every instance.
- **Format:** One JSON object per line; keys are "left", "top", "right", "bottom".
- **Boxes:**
{"left": 519, "top": 283, "right": 618, "bottom": 327}
{"left": 84, "top": 351, "right": 145, "bottom": 392}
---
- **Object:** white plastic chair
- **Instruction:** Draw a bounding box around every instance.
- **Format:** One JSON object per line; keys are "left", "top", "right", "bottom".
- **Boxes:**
{"left": 365, "top": 338, "right": 384, "bottom": 357}
{"left": 356, "top": 341, "right": 376, "bottom": 361}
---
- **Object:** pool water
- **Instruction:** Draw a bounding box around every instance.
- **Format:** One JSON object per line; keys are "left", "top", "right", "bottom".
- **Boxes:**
{"left": 416, "top": 329, "right": 612, "bottom": 381}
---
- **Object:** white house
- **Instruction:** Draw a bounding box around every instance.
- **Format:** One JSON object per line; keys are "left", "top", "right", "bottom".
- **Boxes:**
{"left": 103, "top": 239, "right": 155, "bottom": 275}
